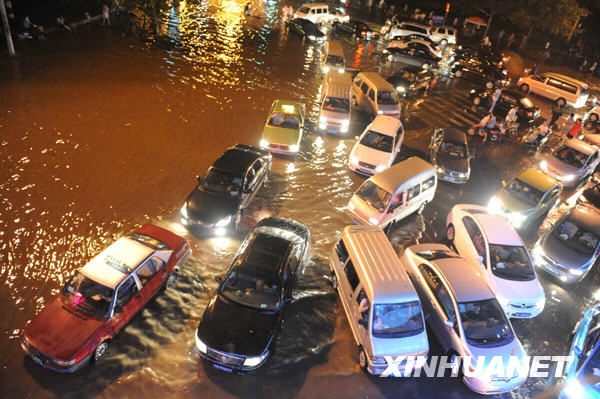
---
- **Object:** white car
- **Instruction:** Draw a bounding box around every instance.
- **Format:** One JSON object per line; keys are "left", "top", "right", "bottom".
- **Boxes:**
{"left": 387, "top": 22, "right": 432, "bottom": 40}
{"left": 401, "top": 243, "right": 527, "bottom": 395}
{"left": 540, "top": 139, "right": 600, "bottom": 187}
{"left": 348, "top": 115, "right": 404, "bottom": 176}
{"left": 293, "top": 3, "right": 346, "bottom": 25}
{"left": 446, "top": 204, "right": 545, "bottom": 319}
{"left": 517, "top": 72, "right": 588, "bottom": 108}
{"left": 429, "top": 26, "right": 457, "bottom": 45}
{"left": 385, "top": 38, "right": 441, "bottom": 58}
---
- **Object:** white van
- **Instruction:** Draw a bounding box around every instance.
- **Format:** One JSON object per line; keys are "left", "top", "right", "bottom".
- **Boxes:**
{"left": 517, "top": 72, "right": 589, "bottom": 108}
{"left": 348, "top": 115, "right": 404, "bottom": 175}
{"left": 347, "top": 157, "right": 437, "bottom": 228}
{"left": 329, "top": 225, "right": 429, "bottom": 375}
{"left": 319, "top": 72, "right": 352, "bottom": 133}
{"left": 352, "top": 72, "right": 401, "bottom": 119}
{"left": 322, "top": 41, "right": 345, "bottom": 74}
{"left": 429, "top": 26, "right": 457, "bottom": 45}
{"left": 387, "top": 22, "right": 432, "bottom": 40}
{"left": 294, "top": 3, "right": 341, "bottom": 25}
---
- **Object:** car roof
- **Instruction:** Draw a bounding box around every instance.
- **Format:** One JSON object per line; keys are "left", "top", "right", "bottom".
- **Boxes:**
{"left": 324, "top": 82, "right": 351, "bottom": 99}
{"left": 567, "top": 206, "right": 600, "bottom": 235}
{"left": 326, "top": 71, "right": 353, "bottom": 86}
{"left": 471, "top": 212, "right": 524, "bottom": 246}
{"left": 272, "top": 99, "right": 303, "bottom": 115}
{"left": 439, "top": 128, "right": 467, "bottom": 144}
{"left": 343, "top": 225, "right": 419, "bottom": 303}
{"left": 516, "top": 169, "right": 559, "bottom": 191}
{"left": 213, "top": 147, "right": 260, "bottom": 176}
{"left": 544, "top": 72, "right": 588, "bottom": 88}
{"left": 406, "top": 243, "right": 493, "bottom": 302}
{"left": 371, "top": 156, "right": 435, "bottom": 194}
{"left": 357, "top": 72, "right": 395, "bottom": 89}
{"left": 326, "top": 40, "right": 344, "bottom": 53}
{"left": 367, "top": 115, "right": 402, "bottom": 136}
{"left": 564, "top": 138, "right": 598, "bottom": 156}
{"left": 302, "top": 2, "right": 328, "bottom": 8}
{"left": 81, "top": 237, "right": 154, "bottom": 289}
{"left": 240, "top": 232, "right": 291, "bottom": 277}
{"left": 399, "top": 22, "right": 430, "bottom": 29}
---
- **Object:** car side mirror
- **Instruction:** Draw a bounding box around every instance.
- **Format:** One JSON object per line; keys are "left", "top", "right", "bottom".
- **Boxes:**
{"left": 358, "top": 318, "right": 368, "bottom": 328}
{"left": 215, "top": 276, "right": 223, "bottom": 284}
{"left": 444, "top": 320, "right": 454, "bottom": 328}
{"left": 476, "top": 256, "right": 484, "bottom": 264}
{"left": 114, "top": 305, "right": 124, "bottom": 314}
{"left": 284, "top": 295, "right": 294, "bottom": 304}
{"left": 196, "top": 175, "right": 202, "bottom": 183}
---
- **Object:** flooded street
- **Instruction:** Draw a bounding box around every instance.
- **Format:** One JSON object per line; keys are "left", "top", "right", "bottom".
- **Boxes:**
{"left": 1, "top": 1, "right": 599, "bottom": 398}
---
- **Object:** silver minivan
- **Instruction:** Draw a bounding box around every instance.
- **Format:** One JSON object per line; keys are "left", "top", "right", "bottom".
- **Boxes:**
{"left": 319, "top": 72, "right": 352, "bottom": 134}
{"left": 322, "top": 41, "right": 345, "bottom": 74}
{"left": 352, "top": 72, "right": 401, "bottom": 119}
{"left": 329, "top": 225, "right": 428, "bottom": 375}
{"left": 347, "top": 156, "right": 437, "bottom": 228}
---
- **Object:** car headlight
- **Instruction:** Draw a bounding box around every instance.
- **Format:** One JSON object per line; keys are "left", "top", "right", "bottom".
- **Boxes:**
{"left": 532, "top": 245, "right": 545, "bottom": 264}
{"left": 457, "top": 171, "right": 468, "bottom": 178}
{"left": 341, "top": 119, "right": 350, "bottom": 127}
{"left": 308, "top": 35, "right": 316, "bottom": 41}
{"left": 289, "top": 144, "right": 299, "bottom": 152}
{"left": 377, "top": 110, "right": 383, "bottom": 115}
{"left": 487, "top": 197, "right": 502, "bottom": 214}
{"left": 350, "top": 155, "right": 359, "bottom": 165}
{"left": 536, "top": 295, "right": 546, "bottom": 309}
{"left": 396, "top": 86, "right": 406, "bottom": 92}
{"left": 383, "top": 49, "right": 389, "bottom": 53}
{"left": 348, "top": 202, "right": 355, "bottom": 211}
{"left": 323, "top": 66, "right": 330, "bottom": 73}
{"left": 563, "top": 174, "right": 575, "bottom": 182}
{"left": 54, "top": 358, "right": 76, "bottom": 367}
{"left": 569, "top": 268, "right": 585, "bottom": 276}
{"left": 180, "top": 205, "right": 188, "bottom": 219}
{"left": 563, "top": 379, "right": 585, "bottom": 398}
{"left": 338, "top": 68, "right": 344, "bottom": 73}
{"left": 195, "top": 333, "right": 207, "bottom": 353}
{"left": 260, "top": 139, "right": 269, "bottom": 148}
{"left": 470, "top": 89, "right": 475, "bottom": 94}
{"left": 496, "top": 294, "right": 511, "bottom": 310}
{"left": 371, "top": 355, "right": 386, "bottom": 365}
{"left": 368, "top": 216, "right": 380, "bottom": 225}
{"left": 539, "top": 160, "right": 548, "bottom": 171}
{"left": 320, "top": 116, "right": 327, "bottom": 124}
{"left": 243, "top": 352, "right": 268, "bottom": 367}
{"left": 508, "top": 212, "right": 527, "bottom": 228}
{"left": 375, "top": 165, "right": 386, "bottom": 173}
{"left": 215, "top": 216, "right": 232, "bottom": 227}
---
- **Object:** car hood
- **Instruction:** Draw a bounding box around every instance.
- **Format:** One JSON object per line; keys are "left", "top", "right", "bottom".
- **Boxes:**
{"left": 433, "top": 153, "right": 469, "bottom": 173}
{"left": 541, "top": 233, "right": 593, "bottom": 270}
{"left": 495, "top": 189, "right": 535, "bottom": 214}
{"left": 545, "top": 156, "right": 581, "bottom": 177}
{"left": 197, "top": 295, "right": 279, "bottom": 357}
{"left": 262, "top": 125, "right": 300, "bottom": 146}
{"left": 467, "top": 339, "right": 525, "bottom": 377}
{"left": 489, "top": 274, "right": 543, "bottom": 303}
{"left": 371, "top": 330, "right": 428, "bottom": 357}
{"left": 351, "top": 143, "right": 394, "bottom": 167}
{"left": 23, "top": 297, "right": 104, "bottom": 360}
{"left": 186, "top": 187, "right": 240, "bottom": 223}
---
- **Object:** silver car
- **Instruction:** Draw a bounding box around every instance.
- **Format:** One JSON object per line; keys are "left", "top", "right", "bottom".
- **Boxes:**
{"left": 540, "top": 139, "right": 600, "bottom": 188}
{"left": 533, "top": 205, "right": 600, "bottom": 283}
{"left": 401, "top": 243, "right": 527, "bottom": 395}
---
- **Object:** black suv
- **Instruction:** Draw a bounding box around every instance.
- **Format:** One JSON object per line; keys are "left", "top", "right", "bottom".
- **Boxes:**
{"left": 195, "top": 217, "right": 311, "bottom": 372}
{"left": 334, "top": 19, "right": 375, "bottom": 40}
{"left": 428, "top": 128, "right": 471, "bottom": 184}
{"left": 180, "top": 144, "right": 271, "bottom": 234}
{"left": 286, "top": 18, "right": 326, "bottom": 43}
{"left": 386, "top": 66, "right": 435, "bottom": 98}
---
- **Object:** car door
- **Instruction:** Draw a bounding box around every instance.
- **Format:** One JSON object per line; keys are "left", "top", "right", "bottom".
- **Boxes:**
{"left": 133, "top": 256, "right": 164, "bottom": 307}
{"left": 353, "top": 286, "right": 370, "bottom": 346}
{"left": 432, "top": 277, "right": 462, "bottom": 352}
{"left": 540, "top": 185, "right": 561, "bottom": 215}
{"left": 107, "top": 275, "right": 140, "bottom": 335}
{"left": 456, "top": 216, "right": 489, "bottom": 274}
{"left": 248, "top": 159, "right": 265, "bottom": 204}
{"left": 367, "top": 88, "right": 376, "bottom": 115}
{"left": 404, "top": 183, "right": 422, "bottom": 216}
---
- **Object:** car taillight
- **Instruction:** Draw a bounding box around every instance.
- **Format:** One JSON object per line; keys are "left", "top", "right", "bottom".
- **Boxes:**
{"left": 527, "top": 111, "right": 532, "bottom": 116}
{"left": 361, "top": 31, "right": 366, "bottom": 36}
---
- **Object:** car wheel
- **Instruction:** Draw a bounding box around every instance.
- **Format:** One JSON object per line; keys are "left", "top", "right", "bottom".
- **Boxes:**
{"left": 387, "top": 54, "right": 394, "bottom": 62}
{"left": 165, "top": 273, "right": 177, "bottom": 289}
{"left": 473, "top": 96, "right": 481, "bottom": 105}
{"left": 441, "top": 38, "right": 448, "bottom": 46}
{"left": 485, "top": 81, "right": 493, "bottom": 89}
{"left": 585, "top": 120, "right": 595, "bottom": 130}
{"left": 358, "top": 347, "right": 368, "bottom": 370}
{"left": 556, "top": 98, "right": 566, "bottom": 107}
{"left": 455, "top": 70, "right": 462, "bottom": 77}
{"left": 422, "top": 62, "right": 430, "bottom": 70}
{"left": 93, "top": 341, "right": 108, "bottom": 362}
{"left": 520, "top": 83, "right": 529, "bottom": 92}
{"left": 446, "top": 224, "right": 455, "bottom": 242}
{"left": 416, "top": 202, "right": 426, "bottom": 215}
{"left": 590, "top": 113, "right": 599, "bottom": 123}
{"left": 330, "top": 272, "right": 338, "bottom": 291}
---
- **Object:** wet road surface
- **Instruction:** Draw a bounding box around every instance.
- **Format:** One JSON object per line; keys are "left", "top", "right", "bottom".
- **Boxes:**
{"left": 1, "top": 1, "right": 599, "bottom": 398}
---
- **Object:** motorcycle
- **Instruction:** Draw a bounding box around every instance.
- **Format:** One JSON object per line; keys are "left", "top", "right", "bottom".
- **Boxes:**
{"left": 521, "top": 125, "right": 552, "bottom": 149}
{"left": 468, "top": 124, "right": 502, "bottom": 142}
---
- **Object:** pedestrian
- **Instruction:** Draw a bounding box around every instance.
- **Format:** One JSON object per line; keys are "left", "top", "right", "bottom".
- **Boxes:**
{"left": 507, "top": 32, "right": 515, "bottom": 48}
{"left": 489, "top": 87, "right": 502, "bottom": 113}
{"left": 481, "top": 35, "right": 491, "bottom": 48}
{"left": 588, "top": 61, "right": 598, "bottom": 77}
{"left": 568, "top": 118, "right": 582, "bottom": 139}
{"left": 562, "top": 113, "right": 575, "bottom": 135}
{"left": 367, "top": 0, "right": 374, "bottom": 12}
{"left": 549, "top": 101, "right": 564, "bottom": 128}
{"left": 287, "top": 5, "right": 293, "bottom": 19}
{"left": 497, "top": 29, "right": 505, "bottom": 46}
{"left": 56, "top": 15, "right": 72, "bottom": 32}
{"left": 453, "top": 17, "right": 458, "bottom": 27}
{"left": 580, "top": 58, "right": 589, "bottom": 73}
{"left": 101, "top": 4, "right": 110, "bottom": 26}
{"left": 84, "top": 12, "right": 91, "bottom": 21}
{"left": 244, "top": 1, "right": 252, "bottom": 16}
{"left": 505, "top": 106, "right": 518, "bottom": 128}
{"left": 542, "top": 41, "right": 550, "bottom": 62}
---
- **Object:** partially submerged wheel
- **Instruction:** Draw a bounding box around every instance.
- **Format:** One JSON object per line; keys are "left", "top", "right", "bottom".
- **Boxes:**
{"left": 446, "top": 224, "right": 455, "bottom": 242}
{"left": 93, "top": 341, "right": 108, "bottom": 362}
{"left": 556, "top": 98, "right": 566, "bottom": 107}
{"left": 165, "top": 273, "right": 177, "bottom": 289}
{"left": 358, "top": 347, "right": 368, "bottom": 370}
{"left": 520, "top": 83, "right": 529, "bottom": 92}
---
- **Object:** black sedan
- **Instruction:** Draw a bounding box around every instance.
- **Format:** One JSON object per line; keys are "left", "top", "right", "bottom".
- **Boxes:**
{"left": 452, "top": 57, "right": 510, "bottom": 89}
{"left": 333, "top": 19, "right": 376, "bottom": 40}
{"left": 428, "top": 127, "right": 471, "bottom": 184}
{"left": 386, "top": 67, "right": 435, "bottom": 98}
{"left": 385, "top": 42, "right": 440, "bottom": 69}
{"left": 469, "top": 88, "right": 540, "bottom": 122}
{"left": 180, "top": 144, "right": 271, "bottom": 234}
{"left": 286, "top": 18, "right": 326, "bottom": 43}
{"left": 582, "top": 182, "right": 600, "bottom": 209}
{"left": 194, "top": 217, "right": 311, "bottom": 373}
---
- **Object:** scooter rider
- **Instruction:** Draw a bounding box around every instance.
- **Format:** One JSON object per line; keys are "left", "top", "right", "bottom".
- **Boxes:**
{"left": 529, "top": 120, "right": 550, "bottom": 146}
{"left": 505, "top": 106, "right": 518, "bottom": 129}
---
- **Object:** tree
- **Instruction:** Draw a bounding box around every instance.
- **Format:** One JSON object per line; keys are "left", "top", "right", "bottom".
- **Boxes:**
{"left": 463, "top": 0, "right": 518, "bottom": 36}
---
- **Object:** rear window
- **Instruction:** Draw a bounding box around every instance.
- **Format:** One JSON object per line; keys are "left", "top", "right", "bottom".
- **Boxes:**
{"left": 561, "top": 83, "right": 578, "bottom": 94}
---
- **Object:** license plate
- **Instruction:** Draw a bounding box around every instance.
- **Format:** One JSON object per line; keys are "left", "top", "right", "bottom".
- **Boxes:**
{"left": 544, "top": 264, "right": 559, "bottom": 275}
{"left": 514, "top": 312, "right": 529, "bottom": 318}
{"left": 213, "top": 363, "right": 232, "bottom": 373}
{"left": 358, "top": 168, "right": 372, "bottom": 175}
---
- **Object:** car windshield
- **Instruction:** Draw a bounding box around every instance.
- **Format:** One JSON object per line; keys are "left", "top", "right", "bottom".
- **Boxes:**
{"left": 519, "top": 97, "right": 534, "bottom": 109}
{"left": 552, "top": 218, "right": 600, "bottom": 256}
{"left": 489, "top": 244, "right": 535, "bottom": 281}
{"left": 323, "top": 97, "right": 350, "bottom": 112}
{"left": 505, "top": 178, "right": 544, "bottom": 206}
{"left": 61, "top": 272, "right": 113, "bottom": 319}
{"left": 326, "top": 55, "right": 344, "bottom": 66}
{"left": 202, "top": 169, "right": 242, "bottom": 196}
{"left": 459, "top": 299, "right": 514, "bottom": 347}
{"left": 268, "top": 112, "right": 299, "bottom": 130}
{"left": 360, "top": 130, "right": 393, "bottom": 152}
{"left": 221, "top": 269, "right": 281, "bottom": 311}
{"left": 439, "top": 140, "right": 466, "bottom": 158}
{"left": 553, "top": 145, "right": 588, "bottom": 169}
{"left": 377, "top": 90, "right": 399, "bottom": 105}
{"left": 127, "top": 233, "right": 169, "bottom": 250}
{"left": 372, "top": 301, "right": 424, "bottom": 338}
{"left": 356, "top": 181, "right": 391, "bottom": 213}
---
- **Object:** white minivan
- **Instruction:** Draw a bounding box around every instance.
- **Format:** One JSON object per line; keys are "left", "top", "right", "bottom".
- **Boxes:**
{"left": 352, "top": 72, "right": 401, "bottom": 119}
{"left": 294, "top": 3, "right": 344, "bottom": 25}
{"left": 347, "top": 156, "right": 437, "bottom": 228}
{"left": 517, "top": 72, "right": 588, "bottom": 108}
{"left": 348, "top": 115, "right": 404, "bottom": 175}
{"left": 322, "top": 41, "right": 345, "bottom": 74}
{"left": 329, "top": 225, "right": 429, "bottom": 375}
{"left": 319, "top": 72, "right": 353, "bottom": 134}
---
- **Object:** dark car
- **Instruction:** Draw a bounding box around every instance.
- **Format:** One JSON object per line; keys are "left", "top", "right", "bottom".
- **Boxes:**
{"left": 334, "top": 19, "right": 375, "bottom": 40}
{"left": 385, "top": 42, "right": 440, "bottom": 69}
{"left": 386, "top": 66, "right": 435, "bottom": 98}
{"left": 452, "top": 57, "right": 510, "bottom": 89}
{"left": 469, "top": 88, "right": 540, "bottom": 122}
{"left": 428, "top": 127, "right": 471, "bottom": 184}
{"left": 286, "top": 18, "right": 326, "bottom": 43}
{"left": 180, "top": 144, "right": 271, "bottom": 235}
{"left": 582, "top": 182, "right": 600, "bottom": 209}
{"left": 194, "top": 217, "right": 310, "bottom": 373}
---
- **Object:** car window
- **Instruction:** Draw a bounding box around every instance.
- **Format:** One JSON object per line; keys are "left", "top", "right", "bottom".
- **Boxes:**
{"left": 463, "top": 216, "right": 487, "bottom": 259}
{"left": 447, "top": 29, "right": 454, "bottom": 35}
{"left": 344, "top": 260, "right": 360, "bottom": 291}
{"left": 406, "top": 184, "right": 421, "bottom": 201}
{"left": 422, "top": 176, "right": 435, "bottom": 191}
{"left": 361, "top": 82, "right": 369, "bottom": 94}
{"left": 355, "top": 76, "right": 362, "bottom": 87}
{"left": 115, "top": 276, "right": 137, "bottom": 307}
{"left": 135, "top": 259, "right": 157, "bottom": 285}
{"left": 368, "top": 89, "right": 375, "bottom": 101}
{"left": 438, "top": 28, "right": 445, "bottom": 34}
{"left": 252, "top": 159, "right": 263, "bottom": 175}
{"left": 388, "top": 191, "right": 405, "bottom": 211}
{"left": 562, "top": 83, "right": 578, "bottom": 94}
{"left": 151, "top": 256, "right": 165, "bottom": 271}
{"left": 310, "top": 8, "right": 316, "bottom": 14}
{"left": 245, "top": 167, "right": 256, "bottom": 189}
{"left": 418, "top": 263, "right": 440, "bottom": 292}
{"left": 546, "top": 78, "right": 563, "bottom": 89}
{"left": 335, "top": 239, "right": 349, "bottom": 264}
{"left": 434, "top": 284, "right": 457, "bottom": 325}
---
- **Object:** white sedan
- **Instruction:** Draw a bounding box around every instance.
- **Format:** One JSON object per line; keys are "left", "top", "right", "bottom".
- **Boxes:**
{"left": 446, "top": 204, "right": 545, "bottom": 319}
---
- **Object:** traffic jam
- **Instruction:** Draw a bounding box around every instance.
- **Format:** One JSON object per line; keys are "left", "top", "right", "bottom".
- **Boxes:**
{"left": 13, "top": 2, "right": 600, "bottom": 399}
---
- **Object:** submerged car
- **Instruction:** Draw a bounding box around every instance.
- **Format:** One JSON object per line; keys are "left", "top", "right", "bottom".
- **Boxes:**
{"left": 385, "top": 41, "right": 441, "bottom": 69}
{"left": 260, "top": 100, "right": 305, "bottom": 155}
{"left": 21, "top": 225, "right": 191, "bottom": 372}
{"left": 402, "top": 244, "right": 527, "bottom": 395}
{"left": 386, "top": 66, "right": 435, "bottom": 98}
{"left": 181, "top": 144, "right": 271, "bottom": 234}
{"left": 286, "top": 18, "right": 326, "bottom": 43}
{"left": 533, "top": 206, "right": 600, "bottom": 283}
{"left": 195, "top": 217, "right": 310, "bottom": 373}
{"left": 428, "top": 127, "right": 471, "bottom": 184}
{"left": 540, "top": 139, "right": 600, "bottom": 187}
{"left": 348, "top": 115, "right": 404, "bottom": 176}
{"left": 333, "top": 19, "right": 375, "bottom": 40}
{"left": 488, "top": 169, "right": 562, "bottom": 229}
{"left": 452, "top": 57, "right": 509, "bottom": 89}
{"left": 469, "top": 88, "right": 540, "bottom": 122}
{"left": 447, "top": 204, "right": 545, "bottom": 318}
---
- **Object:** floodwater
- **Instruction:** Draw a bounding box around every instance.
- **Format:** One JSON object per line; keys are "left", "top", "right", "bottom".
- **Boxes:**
{"left": 0, "top": 1, "right": 598, "bottom": 398}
